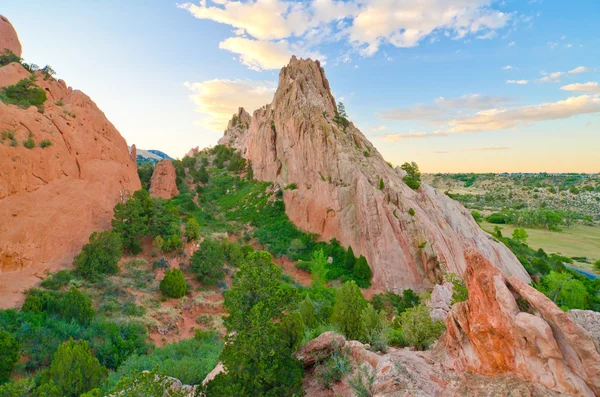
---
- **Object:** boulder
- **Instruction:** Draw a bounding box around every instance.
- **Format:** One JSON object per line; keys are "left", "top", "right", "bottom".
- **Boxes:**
{"left": 149, "top": 160, "right": 179, "bottom": 199}
{"left": 0, "top": 21, "right": 140, "bottom": 308}
{"left": 219, "top": 56, "right": 530, "bottom": 293}
{"left": 295, "top": 331, "right": 346, "bottom": 367}
{"left": 0, "top": 15, "right": 21, "bottom": 57}
{"left": 437, "top": 248, "right": 600, "bottom": 396}
{"left": 427, "top": 281, "right": 453, "bottom": 321}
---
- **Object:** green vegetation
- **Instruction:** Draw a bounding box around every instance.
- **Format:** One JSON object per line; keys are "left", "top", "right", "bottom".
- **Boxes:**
{"left": 206, "top": 251, "right": 304, "bottom": 396}
{"left": 331, "top": 281, "right": 367, "bottom": 340}
{"left": 539, "top": 271, "right": 589, "bottom": 310}
{"left": 74, "top": 231, "right": 123, "bottom": 281}
{"left": 443, "top": 273, "right": 468, "bottom": 304}
{"left": 23, "top": 133, "right": 35, "bottom": 149}
{"left": 159, "top": 269, "right": 187, "bottom": 298}
{"left": 137, "top": 164, "right": 154, "bottom": 191}
{"left": 333, "top": 101, "right": 350, "bottom": 132}
{"left": 39, "top": 139, "right": 52, "bottom": 148}
{"left": 39, "top": 339, "right": 108, "bottom": 397}
{"left": 0, "top": 49, "right": 21, "bottom": 67}
{"left": 191, "top": 238, "right": 226, "bottom": 285}
{"left": 401, "top": 162, "right": 421, "bottom": 190}
{"left": 0, "top": 330, "right": 19, "bottom": 383}
{"left": 397, "top": 303, "right": 445, "bottom": 350}
{"left": 0, "top": 77, "right": 47, "bottom": 108}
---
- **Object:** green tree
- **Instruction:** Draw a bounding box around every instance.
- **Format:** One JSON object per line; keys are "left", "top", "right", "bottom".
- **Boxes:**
{"left": 59, "top": 287, "right": 95, "bottom": 324}
{"left": 184, "top": 217, "right": 200, "bottom": 241}
{"left": 278, "top": 311, "right": 305, "bottom": 351}
{"left": 353, "top": 255, "right": 372, "bottom": 288}
{"left": 110, "top": 370, "right": 187, "bottom": 397}
{"left": 594, "top": 260, "right": 600, "bottom": 274}
{"left": 344, "top": 246, "right": 356, "bottom": 271}
{"left": 191, "top": 238, "right": 226, "bottom": 284}
{"left": 0, "top": 331, "right": 19, "bottom": 383}
{"left": 331, "top": 281, "right": 367, "bottom": 340}
{"left": 0, "top": 49, "right": 21, "bottom": 67}
{"left": 41, "top": 339, "right": 108, "bottom": 397}
{"left": 333, "top": 102, "right": 350, "bottom": 131}
{"left": 401, "top": 162, "right": 421, "bottom": 190}
{"left": 206, "top": 251, "right": 304, "bottom": 396}
{"left": 360, "top": 304, "right": 388, "bottom": 351}
{"left": 399, "top": 304, "right": 445, "bottom": 350}
{"left": 152, "top": 235, "right": 165, "bottom": 253}
{"left": 378, "top": 178, "right": 384, "bottom": 190}
{"left": 160, "top": 269, "right": 187, "bottom": 298}
{"left": 471, "top": 210, "right": 483, "bottom": 223}
{"left": 512, "top": 227, "right": 528, "bottom": 243}
{"left": 299, "top": 296, "right": 317, "bottom": 328}
{"left": 310, "top": 249, "right": 328, "bottom": 287}
{"left": 0, "top": 77, "right": 47, "bottom": 107}
{"left": 112, "top": 190, "right": 153, "bottom": 254}
{"left": 74, "top": 231, "right": 123, "bottom": 280}
{"left": 540, "top": 271, "right": 589, "bottom": 310}
{"left": 444, "top": 273, "right": 468, "bottom": 305}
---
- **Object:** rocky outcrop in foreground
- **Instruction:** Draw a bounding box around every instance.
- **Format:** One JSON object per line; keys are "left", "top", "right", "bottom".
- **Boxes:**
{"left": 436, "top": 248, "right": 600, "bottom": 396}
{"left": 219, "top": 56, "right": 530, "bottom": 292}
{"left": 149, "top": 160, "right": 179, "bottom": 199}
{"left": 0, "top": 19, "right": 140, "bottom": 308}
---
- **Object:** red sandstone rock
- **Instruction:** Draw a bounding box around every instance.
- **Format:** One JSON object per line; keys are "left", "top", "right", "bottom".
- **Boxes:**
{"left": 219, "top": 56, "right": 530, "bottom": 292}
{"left": 437, "top": 248, "right": 600, "bottom": 396}
{"left": 295, "top": 331, "right": 346, "bottom": 367}
{"left": 0, "top": 27, "right": 140, "bottom": 308}
{"left": 0, "top": 15, "right": 21, "bottom": 57}
{"left": 149, "top": 160, "right": 179, "bottom": 199}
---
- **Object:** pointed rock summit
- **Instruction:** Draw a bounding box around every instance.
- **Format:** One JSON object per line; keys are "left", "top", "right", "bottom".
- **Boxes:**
{"left": 220, "top": 57, "right": 530, "bottom": 292}
{"left": 0, "top": 18, "right": 140, "bottom": 308}
{"left": 149, "top": 160, "right": 179, "bottom": 199}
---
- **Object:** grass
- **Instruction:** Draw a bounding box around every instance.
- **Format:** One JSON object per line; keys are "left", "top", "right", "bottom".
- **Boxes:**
{"left": 481, "top": 221, "right": 600, "bottom": 272}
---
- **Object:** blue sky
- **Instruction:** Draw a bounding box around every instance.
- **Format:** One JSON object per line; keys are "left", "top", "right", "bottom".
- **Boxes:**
{"left": 3, "top": 0, "right": 599, "bottom": 172}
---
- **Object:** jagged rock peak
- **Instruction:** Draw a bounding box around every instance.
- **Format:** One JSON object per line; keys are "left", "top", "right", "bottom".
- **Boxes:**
{"left": 275, "top": 56, "right": 337, "bottom": 116}
{"left": 0, "top": 15, "right": 22, "bottom": 57}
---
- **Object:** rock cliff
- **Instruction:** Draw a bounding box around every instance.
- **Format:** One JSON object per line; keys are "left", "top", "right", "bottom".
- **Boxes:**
{"left": 219, "top": 56, "right": 529, "bottom": 292}
{"left": 0, "top": 20, "right": 140, "bottom": 308}
{"left": 0, "top": 16, "right": 21, "bottom": 57}
{"left": 149, "top": 159, "right": 179, "bottom": 199}
{"left": 437, "top": 248, "right": 600, "bottom": 396}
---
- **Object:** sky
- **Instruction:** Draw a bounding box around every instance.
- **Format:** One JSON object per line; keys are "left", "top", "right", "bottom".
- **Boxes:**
{"left": 3, "top": 0, "right": 599, "bottom": 172}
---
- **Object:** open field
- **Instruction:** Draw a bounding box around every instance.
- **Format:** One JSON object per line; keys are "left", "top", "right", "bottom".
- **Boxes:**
{"left": 480, "top": 221, "right": 600, "bottom": 273}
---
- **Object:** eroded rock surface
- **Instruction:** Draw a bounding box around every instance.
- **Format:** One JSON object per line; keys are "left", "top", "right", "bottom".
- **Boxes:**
{"left": 0, "top": 25, "right": 140, "bottom": 308}
{"left": 149, "top": 159, "right": 179, "bottom": 199}
{"left": 219, "top": 56, "right": 530, "bottom": 292}
{"left": 0, "top": 15, "right": 21, "bottom": 57}
{"left": 437, "top": 248, "right": 600, "bottom": 396}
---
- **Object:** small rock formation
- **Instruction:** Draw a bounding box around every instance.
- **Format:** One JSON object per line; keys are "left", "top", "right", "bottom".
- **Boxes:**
{"left": 219, "top": 56, "right": 530, "bottom": 292}
{"left": 0, "top": 16, "right": 21, "bottom": 57}
{"left": 296, "top": 331, "right": 347, "bottom": 367}
{"left": 185, "top": 146, "right": 199, "bottom": 158}
{"left": 569, "top": 309, "right": 600, "bottom": 350}
{"left": 149, "top": 160, "right": 179, "bottom": 199}
{"left": 437, "top": 248, "right": 600, "bottom": 396}
{"left": 0, "top": 19, "right": 140, "bottom": 308}
{"left": 427, "top": 282, "right": 453, "bottom": 321}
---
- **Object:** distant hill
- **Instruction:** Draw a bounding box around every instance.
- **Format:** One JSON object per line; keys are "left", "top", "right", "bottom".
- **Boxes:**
{"left": 133, "top": 147, "right": 173, "bottom": 166}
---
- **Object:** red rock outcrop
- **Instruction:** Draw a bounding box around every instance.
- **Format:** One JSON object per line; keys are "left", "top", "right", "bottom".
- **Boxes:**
{"left": 219, "top": 56, "right": 530, "bottom": 292}
{"left": 0, "top": 23, "right": 140, "bottom": 308}
{"left": 0, "top": 16, "right": 21, "bottom": 57}
{"left": 149, "top": 160, "right": 179, "bottom": 199}
{"left": 437, "top": 248, "right": 600, "bottom": 396}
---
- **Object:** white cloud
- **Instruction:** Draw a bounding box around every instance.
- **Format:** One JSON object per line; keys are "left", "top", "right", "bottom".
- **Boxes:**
{"left": 219, "top": 37, "right": 324, "bottom": 70}
{"left": 371, "top": 125, "right": 387, "bottom": 131}
{"left": 379, "top": 95, "right": 600, "bottom": 139}
{"left": 184, "top": 79, "right": 276, "bottom": 130}
{"left": 181, "top": 0, "right": 513, "bottom": 69}
{"left": 434, "top": 94, "right": 511, "bottom": 109}
{"left": 508, "top": 41, "right": 516, "bottom": 47}
{"left": 560, "top": 82, "right": 600, "bottom": 94}
{"left": 447, "top": 95, "right": 600, "bottom": 133}
{"left": 506, "top": 79, "right": 528, "bottom": 84}
{"left": 538, "top": 66, "right": 589, "bottom": 83}
{"left": 502, "top": 65, "right": 513, "bottom": 70}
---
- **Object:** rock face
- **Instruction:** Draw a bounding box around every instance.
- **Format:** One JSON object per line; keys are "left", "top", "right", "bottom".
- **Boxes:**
{"left": 0, "top": 25, "right": 140, "bottom": 308}
{"left": 0, "top": 15, "right": 21, "bottom": 57}
{"left": 427, "top": 282, "right": 453, "bottom": 321}
{"left": 149, "top": 160, "right": 179, "bottom": 199}
{"left": 437, "top": 248, "right": 600, "bottom": 396}
{"left": 219, "top": 56, "right": 530, "bottom": 292}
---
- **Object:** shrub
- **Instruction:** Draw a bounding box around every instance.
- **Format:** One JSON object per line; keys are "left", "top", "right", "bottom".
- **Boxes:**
{"left": 486, "top": 212, "right": 506, "bottom": 224}
{"left": 361, "top": 304, "right": 388, "bottom": 352}
{"left": 348, "top": 365, "right": 376, "bottom": 397}
{"left": 399, "top": 304, "right": 445, "bottom": 350}
{"left": 594, "top": 260, "right": 600, "bottom": 274}
{"left": 160, "top": 269, "right": 187, "bottom": 298}
{"left": 444, "top": 273, "right": 468, "bottom": 304}
{"left": 59, "top": 287, "right": 95, "bottom": 324}
{"left": 539, "top": 271, "right": 589, "bottom": 310}
{"left": 0, "top": 49, "right": 21, "bottom": 67}
{"left": 285, "top": 183, "right": 298, "bottom": 190}
{"left": 299, "top": 296, "right": 317, "bottom": 328}
{"left": 315, "top": 350, "right": 352, "bottom": 389}
{"left": 378, "top": 178, "right": 384, "bottom": 190}
{"left": 353, "top": 255, "right": 372, "bottom": 288}
{"left": 109, "top": 369, "right": 189, "bottom": 397}
{"left": 21, "top": 294, "right": 43, "bottom": 313}
{"left": 41, "top": 339, "right": 108, "bottom": 397}
{"left": 184, "top": 217, "right": 200, "bottom": 241}
{"left": 23, "top": 134, "right": 35, "bottom": 149}
{"left": 0, "top": 77, "right": 47, "bottom": 107}
{"left": 471, "top": 210, "right": 482, "bottom": 223}
{"left": 512, "top": 227, "right": 528, "bottom": 243}
{"left": 401, "top": 162, "right": 421, "bottom": 190}
{"left": 191, "top": 238, "right": 225, "bottom": 285}
{"left": 331, "top": 281, "right": 367, "bottom": 340}
{"left": 39, "top": 139, "right": 52, "bottom": 148}
{"left": 408, "top": 208, "right": 416, "bottom": 216}
{"left": 0, "top": 330, "right": 19, "bottom": 383}
{"left": 74, "top": 231, "right": 123, "bottom": 281}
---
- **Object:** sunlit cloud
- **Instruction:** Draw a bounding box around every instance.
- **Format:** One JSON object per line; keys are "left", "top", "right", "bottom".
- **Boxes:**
{"left": 184, "top": 79, "right": 276, "bottom": 130}
{"left": 537, "top": 66, "right": 590, "bottom": 83}
{"left": 560, "top": 82, "right": 600, "bottom": 94}
{"left": 506, "top": 79, "right": 528, "bottom": 84}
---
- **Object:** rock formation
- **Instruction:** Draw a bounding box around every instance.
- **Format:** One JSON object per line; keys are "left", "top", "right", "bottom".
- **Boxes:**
{"left": 219, "top": 56, "right": 530, "bottom": 292}
{"left": 149, "top": 160, "right": 179, "bottom": 199}
{"left": 0, "top": 16, "right": 21, "bottom": 57}
{"left": 0, "top": 20, "right": 140, "bottom": 308}
{"left": 437, "top": 248, "right": 600, "bottom": 396}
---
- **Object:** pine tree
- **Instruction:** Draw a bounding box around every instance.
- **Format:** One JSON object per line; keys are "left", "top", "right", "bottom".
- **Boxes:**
{"left": 353, "top": 255, "right": 372, "bottom": 288}
{"left": 160, "top": 269, "right": 187, "bottom": 298}
{"left": 0, "top": 330, "right": 19, "bottom": 383}
{"left": 331, "top": 281, "right": 367, "bottom": 340}
{"left": 344, "top": 246, "right": 356, "bottom": 271}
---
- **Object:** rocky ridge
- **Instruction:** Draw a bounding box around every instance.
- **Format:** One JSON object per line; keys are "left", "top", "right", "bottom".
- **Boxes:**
{"left": 149, "top": 159, "right": 179, "bottom": 199}
{"left": 0, "top": 18, "right": 140, "bottom": 308}
{"left": 219, "top": 56, "right": 530, "bottom": 292}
